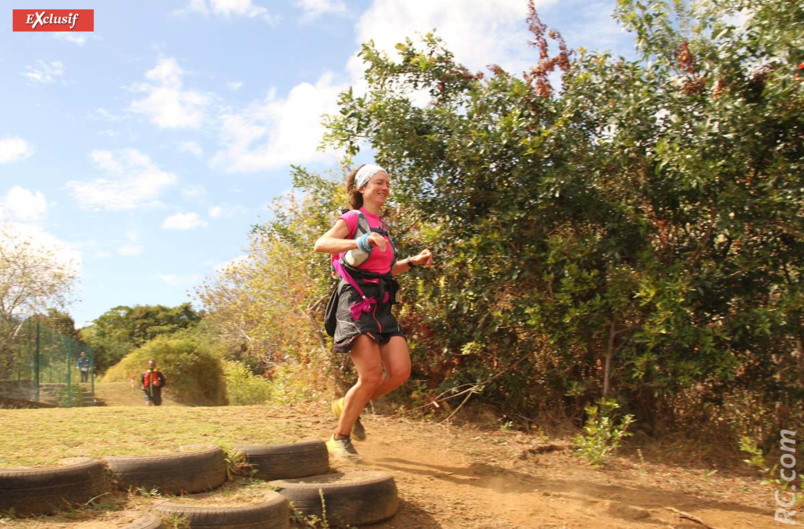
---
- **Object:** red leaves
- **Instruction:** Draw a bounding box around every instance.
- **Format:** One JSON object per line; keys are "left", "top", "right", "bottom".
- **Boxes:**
{"left": 676, "top": 41, "right": 706, "bottom": 96}
{"left": 676, "top": 41, "right": 696, "bottom": 75}
{"left": 524, "top": 0, "right": 571, "bottom": 98}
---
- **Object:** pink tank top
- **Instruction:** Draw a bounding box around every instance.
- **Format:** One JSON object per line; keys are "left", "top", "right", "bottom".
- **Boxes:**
{"left": 339, "top": 208, "right": 395, "bottom": 274}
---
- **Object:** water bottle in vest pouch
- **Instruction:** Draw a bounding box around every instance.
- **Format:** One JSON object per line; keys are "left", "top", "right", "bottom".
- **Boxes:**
{"left": 342, "top": 212, "right": 372, "bottom": 268}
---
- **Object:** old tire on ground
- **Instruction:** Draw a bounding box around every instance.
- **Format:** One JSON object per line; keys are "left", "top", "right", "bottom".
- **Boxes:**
{"left": 269, "top": 470, "right": 398, "bottom": 527}
{"left": 103, "top": 445, "right": 226, "bottom": 494}
{"left": 154, "top": 491, "right": 289, "bottom": 529}
{"left": 232, "top": 439, "right": 328, "bottom": 480}
{"left": 122, "top": 512, "right": 163, "bottom": 529}
{"left": 0, "top": 458, "right": 109, "bottom": 516}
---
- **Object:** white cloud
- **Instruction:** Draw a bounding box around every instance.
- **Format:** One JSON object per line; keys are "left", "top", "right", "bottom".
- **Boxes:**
{"left": 296, "top": 0, "right": 347, "bottom": 20}
{"left": 174, "top": 0, "right": 209, "bottom": 16}
{"left": 0, "top": 186, "right": 47, "bottom": 222}
{"left": 52, "top": 33, "right": 90, "bottom": 45}
{"left": 211, "top": 72, "right": 344, "bottom": 172}
{"left": 92, "top": 108, "right": 120, "bottom": 122}
{"left": 117, "top": 227, "right": 143, "bottom": 256}
{"left": 208, "top": 204, "right": 246, "bottom": 218}
{"left": 181, "top": 183, "right": 208, "bottom": 200}
{"left": 352, "top": 0, "right": 538, "bottom": 79}
{"left": 155, "top": 273, "right": 203, "bottom": 286}
{"left": 156, "top": 274, "right": 183, "bottom": 286}
{"left": 215, "top": 254, "right": 248, "bottom": 273}
{"left": 117, "top": 243, "right": 143, "bottom": 256}
{"left": 178, "top": 141, "right": 204, "bottom": 157}
{"left": 73, "top": 239, "right": 111, "bottom": 259}
{"left": 162, "top": 212, "right": 208, "bottom": 230}
{"left": 21, "top": 60, "right": 65, "bottom": 84}
{"left": 66, "top": 148, "right": 178, "bottom": 211}
{"left": 0, "top": 137, "right": 34, "bottom": 164}
{"left": 211, "top": 0, "right": 277, "bottom": 20}
{"left": 173, "top": 0, "right": 279, "bottom": 22}
{"left": 227, "top": 81, "right": 244, "bottom": 91}
{"left": 129, "top": 57, "right": 210, "bottom": 129}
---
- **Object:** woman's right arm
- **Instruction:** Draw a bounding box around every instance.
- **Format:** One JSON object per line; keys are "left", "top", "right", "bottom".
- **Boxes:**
{"left": 315, "top": 219, "right": 389, "bottom": 254}
{"left": 314, "top": 219, "right": 356, "bottom": 254}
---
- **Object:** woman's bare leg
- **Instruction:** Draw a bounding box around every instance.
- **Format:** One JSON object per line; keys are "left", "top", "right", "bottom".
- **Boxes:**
{"left": 371, "top": 336, "right": 411, "bottom": 399}
{"left": 337, "top": 335, "right": 383, "bottom": 436}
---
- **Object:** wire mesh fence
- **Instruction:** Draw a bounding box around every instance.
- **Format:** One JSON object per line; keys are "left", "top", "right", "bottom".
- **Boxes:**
{"left": 0, "top": 318, "right": 94, "bottom": 407}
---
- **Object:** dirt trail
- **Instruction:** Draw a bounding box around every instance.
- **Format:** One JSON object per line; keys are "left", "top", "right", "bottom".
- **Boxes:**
{"left": 345, "top": 414, "right": 774, "bottom": 528}
{"left": 91, "top": 381, "right": 180, "bottom": 407}
{"left": 3, "top": 384, "right": 777, "bottom": 528}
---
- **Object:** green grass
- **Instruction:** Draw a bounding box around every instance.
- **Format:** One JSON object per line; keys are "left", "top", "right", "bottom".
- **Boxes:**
{"left": 0, "top": 397, "right": 339, "bottom": 528}
{"left": 0, "top": 403, "right": 331, "bottom": 467}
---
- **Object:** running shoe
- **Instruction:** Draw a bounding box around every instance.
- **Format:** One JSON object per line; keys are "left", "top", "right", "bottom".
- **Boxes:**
{"left": 326, "top": 434, "right": 362, "bottom": 461}
{"left": 330, "top": 397, "right": 367, "bottom": 441}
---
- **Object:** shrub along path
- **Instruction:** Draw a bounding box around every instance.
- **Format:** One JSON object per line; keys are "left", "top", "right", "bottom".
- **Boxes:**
{"left": 0, "top": 383, "right": 775, "bottom": 528}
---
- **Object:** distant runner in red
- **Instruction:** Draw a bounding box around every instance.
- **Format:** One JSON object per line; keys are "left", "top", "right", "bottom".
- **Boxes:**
{"left": 141, "top": 359, "right": 167, "bottom": 407}
{"left": 315, "top": 163, "right": 433, "bottom": 460}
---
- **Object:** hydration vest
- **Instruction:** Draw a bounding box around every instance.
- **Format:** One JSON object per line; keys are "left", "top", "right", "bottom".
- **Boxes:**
{"left": 143, "top": 369, "right": 162, "bottom": 388}
{"left": 324, "top": 210, "right": 399, "bottom": 337}
{"left": 332, "top": 210, "right": 397, "bottom": 272}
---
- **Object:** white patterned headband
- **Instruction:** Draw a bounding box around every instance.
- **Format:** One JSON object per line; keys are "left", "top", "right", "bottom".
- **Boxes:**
{"left": 355, "top": 164, "right": 386, "bottom": 190}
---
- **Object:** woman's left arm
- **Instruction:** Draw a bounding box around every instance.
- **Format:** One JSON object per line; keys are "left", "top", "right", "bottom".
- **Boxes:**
{"left": 392, "top": 248, "right": 433, "bottom": 275}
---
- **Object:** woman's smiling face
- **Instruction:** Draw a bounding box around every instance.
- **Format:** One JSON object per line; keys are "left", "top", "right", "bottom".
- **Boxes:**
{"left": 361, "top": 170, "right": 390, "bottom": 206}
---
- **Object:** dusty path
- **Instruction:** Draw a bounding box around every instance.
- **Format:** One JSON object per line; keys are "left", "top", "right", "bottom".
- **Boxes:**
{"left": 1, "top": 384, "right": 777, "bottom": 528}
{"left": 92, "top": 381, "right": 180, "bottom": 407}
{"left": 344, "top": 414, "right": 774, "bottom": 528}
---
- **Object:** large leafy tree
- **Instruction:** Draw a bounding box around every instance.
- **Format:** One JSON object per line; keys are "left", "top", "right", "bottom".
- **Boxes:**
{"left": 322, "top": 0, "right": 803, "bottom": 437}
{"left": 0, "top": 224, "right": 78, "bottom": 376}
{"left": 0, "top": 225, "right": 78, "bottom": 325}
{"left": 39, "top": 309, "right": 80, "bottom": 339}
{"left": 80, "top": 303, "right": 201, "bottom": 373}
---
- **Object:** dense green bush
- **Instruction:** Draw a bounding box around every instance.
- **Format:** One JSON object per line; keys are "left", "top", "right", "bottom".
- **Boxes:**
{"left": 265, "top": 363, "right": 328, "bottom": 405}
{"left": 193, "top": 0, "right": 803, "bottom": 448}
{"left": 319, "top": 0, "right": 803, "bottom": 442}
{"left": 223, "top": 361, "right": 272, "bottom": 405}
{"left": 81, "top": 303, "right": 202, "bottom": 375}
{"left": 103, "top": 334, "right": 227, "bottom": 406}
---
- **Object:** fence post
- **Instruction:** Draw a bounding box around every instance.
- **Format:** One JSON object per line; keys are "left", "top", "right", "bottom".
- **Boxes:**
{"left": 34, "top": 321, "right": 40, "bottom": 402}
{"left": 67, "top": 338, "right": 72, "bottom": 408}
{"left": 90, "top": 348, "right": 95, "bottom": 400}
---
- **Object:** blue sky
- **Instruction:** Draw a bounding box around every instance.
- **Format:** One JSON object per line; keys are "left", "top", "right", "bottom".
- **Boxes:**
{"left": 1, "top": 0, "right": 635, "bottom": 328}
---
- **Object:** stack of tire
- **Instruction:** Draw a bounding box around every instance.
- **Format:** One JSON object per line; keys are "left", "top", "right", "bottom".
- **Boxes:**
{"left": 0, "top": 439, "right": 398, "bottom": 528}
